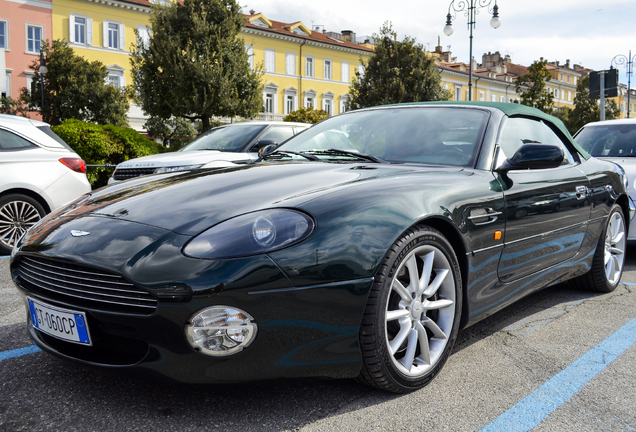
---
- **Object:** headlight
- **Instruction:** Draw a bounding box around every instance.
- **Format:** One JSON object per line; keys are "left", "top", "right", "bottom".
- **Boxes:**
{"left": 183, "top": 209, "right": 314, "bottom": 259}
{"left": 185, "top": 306, "right": 257, "bottom": 356}
{"left": 154, "top": 164, "right": 203, "bottom": 174}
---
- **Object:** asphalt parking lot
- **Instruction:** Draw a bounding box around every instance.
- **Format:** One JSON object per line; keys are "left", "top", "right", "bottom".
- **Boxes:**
{"left": 1, "top": 249, "right": 636, "bottom": 432}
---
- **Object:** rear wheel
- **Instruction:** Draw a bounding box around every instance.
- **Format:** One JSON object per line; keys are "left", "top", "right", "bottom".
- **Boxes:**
{"left": 0, "top": 194, "right": 46, "bottom": 255}
{"left": 572, "top": 204, "right": 626, "bottom": 293}
{"left": 358, "top": 225, "right": 462, "bottom": 393}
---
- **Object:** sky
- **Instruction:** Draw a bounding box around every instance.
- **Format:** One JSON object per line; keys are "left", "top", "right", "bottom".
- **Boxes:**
{"left": 245, "top": 0, "right": 636, "bottom": 84}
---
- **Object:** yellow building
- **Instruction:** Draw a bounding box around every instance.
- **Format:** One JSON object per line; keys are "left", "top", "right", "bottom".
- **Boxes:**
{"left": 51, "top": 0, "right": 155, "bottom": 129}
{"left": 241, "top": 12, "right": 373, "bottom": 120}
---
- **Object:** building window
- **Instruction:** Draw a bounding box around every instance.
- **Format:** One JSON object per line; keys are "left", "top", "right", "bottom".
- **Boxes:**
{"left": 263, "top": 83, "right": 278, "bottom": 114}
{"left": 304, "top": 89, "right": 316, "bottom": 109}
{"left": 568, "top": 91, "right": 571, "bottom": 101}
{"left": 3, "top": 72, "right": 11, "bottom": 97}
{"left": 500, "top": 96, "right": 506, "bottom": 102}
{"left": 323, "top": 59, "right": 332, "bottom": 80}
{"left": 554, "top": 88, "right": 559, "bottom": 99}
{"left": 0, "top": 20, "right": 8, "bottom": 50}
{"left": 70, "top": 15, "right": 93, "bottom": 45}
{"left": 265, "top": 49, "right": 275, "bottom": 73}
{"left": 106, "top": 65, "right": 126, "bottom": 88}
{"left": 455, "top": 87, "right": 461, "bottom": 101}
{"left": 136, "top": 25, "right": 150, "bottom": 47}
{"left": 285, "top": 52, "right": 296, "bottom": 75}
{"left": 285, "top": 95, "right": 294, "bottom": 114}
{"left": 341, "top": 61, "right": 349, "bottom": 83}
{"left": 264, "top": 93, "right": 274, "bottom": 113}
{"left": 25, "top": 72, "right": 34, "bottom": 95}
{"left": 442, "top": 84, "right": 448, "bottom": 90}
{"left": 479, "top": 91, "right": 485, "bottom": 101}
{"left": 305, "top": 56, "right": 314, "bottom": 77}
{"left": 245, "top": 44, "right": 254, "bottom": 69}
{"left": 284, "top": 87, "right": 297, "bottom": 115}
{"left": 26, "top": 25, "right": 44, "bottom": 54}
{"left": 340, "top": 95, "right": 350, "bottom": 113}
{"left": 491, "top": 94, "right": 496, "bottom": 102}
{"left": 103, "top": 21, "right": 124, "bottom": 50}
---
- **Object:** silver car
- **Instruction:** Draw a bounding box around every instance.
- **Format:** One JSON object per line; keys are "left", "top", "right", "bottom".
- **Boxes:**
{"left": 574, "top": 118, "right": 636, "bottom": 240}
{"left": 108, "top": 121, "right": 310, "bottom": 184}
{"left": 0, "top": 114, "right": 91, "bottom": 255}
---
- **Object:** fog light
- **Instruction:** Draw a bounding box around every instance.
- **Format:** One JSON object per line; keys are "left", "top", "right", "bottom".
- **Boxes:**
{"left": 185, "top": 306, "right": 257, "bottom": 356}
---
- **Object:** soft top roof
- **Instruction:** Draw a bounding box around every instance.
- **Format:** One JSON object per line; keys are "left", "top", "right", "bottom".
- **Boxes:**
{"left": 382, "top": 101, "right": 590, "bottom": 159}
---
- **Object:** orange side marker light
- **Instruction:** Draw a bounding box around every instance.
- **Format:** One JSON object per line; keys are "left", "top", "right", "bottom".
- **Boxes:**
{"left": 494, "top": 231, "right": 502, "bottom": 240}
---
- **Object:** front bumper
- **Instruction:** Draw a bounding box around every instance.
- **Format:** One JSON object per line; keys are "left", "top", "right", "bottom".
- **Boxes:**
{"left": 10, "top": 216, "right": 372, "bottom": 384}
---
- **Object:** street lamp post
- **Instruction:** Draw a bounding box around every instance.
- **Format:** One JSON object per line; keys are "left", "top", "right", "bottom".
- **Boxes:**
{"left": 611, "top": 50, "right": 635, "bottom": 118}
{"left": 443, "top": 0, "right": 501, "bottom": 101}
{"left": 38, "top": 51, "right": 47, "bottom": 120}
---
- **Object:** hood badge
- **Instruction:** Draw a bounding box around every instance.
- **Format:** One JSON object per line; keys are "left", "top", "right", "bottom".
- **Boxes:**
{"left": 70, "top": 230, "right": 91, "bottom": 237}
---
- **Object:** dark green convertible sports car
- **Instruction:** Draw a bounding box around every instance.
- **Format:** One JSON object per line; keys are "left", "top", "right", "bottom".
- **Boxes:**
{"left": 10, "top": 102, "right": 634, "bottom": 393}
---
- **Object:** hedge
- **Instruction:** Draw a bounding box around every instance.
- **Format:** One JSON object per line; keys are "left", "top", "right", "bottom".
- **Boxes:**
{"left": 52, "top": 119, "right": 163, "bottom": 188}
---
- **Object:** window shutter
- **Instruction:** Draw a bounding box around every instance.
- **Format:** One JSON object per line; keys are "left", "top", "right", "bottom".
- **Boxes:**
{"left": 87, "top": 19, "right": 93, "bottom": 45}
{"left": 69, "top": 15, "right": 76, "bottom": 43}
{"left": 103, "top": 22, "right": 108, "bottom": 47}
{"left": 341, "top": 62, "right": 349, "bottom": 83}
{"left": 293, "top": 95, "right": 298, "bottom": 111}
{"left": 119, "top": 24, "right": 125, "bottom": 50}
{"left": 121, "top": 75, "right": 126, "bottom": 87}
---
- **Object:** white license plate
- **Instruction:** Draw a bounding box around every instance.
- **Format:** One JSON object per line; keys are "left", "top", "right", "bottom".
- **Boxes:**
{"left": 27, "top": 297, "right": 91, "bottom": 345}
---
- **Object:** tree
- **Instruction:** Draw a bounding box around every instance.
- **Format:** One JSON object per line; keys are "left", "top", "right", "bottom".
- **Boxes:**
{"left": 567, "top": 75, "right": 620, "bottom": 134}
{"left": 283, "top": 107, "right": 330, "bottom": 124}
{"left": 144, "top": 116, "right": 198, "bottom": 150}
{"left": 27, "top": 40, "right": 129, "bottom": 126}
{"left": 0, "top": 95, "right": 30, "bottom": 117}
{"left": 349, "top": 23, "right": 451, "bottom": 109}
{"left": 515, "top": 59, "right": 554, "bottom": 114}
{"left": 131, "top": 0, "right": 263, "bottom": 132}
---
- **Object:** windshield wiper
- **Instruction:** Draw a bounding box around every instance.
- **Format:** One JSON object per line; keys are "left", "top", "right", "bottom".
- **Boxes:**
{"left": 265, "top": 150, "right": 320, "bottom": 161}
{"left": 309, "top": 148, "right": 387, "bottom": 163}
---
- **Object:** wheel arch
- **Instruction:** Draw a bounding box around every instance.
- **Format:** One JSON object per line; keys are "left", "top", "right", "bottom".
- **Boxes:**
{"left": 615, "top": 193, "right": 630, "bottom": 238}
{"left": 415, "top": 216, "right": 471, "bottom": 330}
{"left": 0, "top": 188, "right": 52, "bottom": 214}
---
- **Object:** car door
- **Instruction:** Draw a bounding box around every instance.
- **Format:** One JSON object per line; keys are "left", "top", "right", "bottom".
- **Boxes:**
{"left": 497, "top": 117, "right": 591, "bottom": 283}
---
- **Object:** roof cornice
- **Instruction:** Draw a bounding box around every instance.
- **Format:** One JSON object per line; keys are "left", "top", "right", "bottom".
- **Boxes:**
{"left": 83, "top": 0, "right": 151, "bottom": 14}
{"left": 241, "top": 27, "right": 372, "bottom": 56}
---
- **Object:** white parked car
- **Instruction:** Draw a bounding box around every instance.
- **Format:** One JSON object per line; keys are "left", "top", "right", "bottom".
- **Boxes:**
{"left": 574, "top": 117, "right": 636, "bottom": 240}
{"left": 0, "top": 114, "right": 91, "bottom": 254}
{"left": 108, "top": 121, "right": 310, "bottom": 184}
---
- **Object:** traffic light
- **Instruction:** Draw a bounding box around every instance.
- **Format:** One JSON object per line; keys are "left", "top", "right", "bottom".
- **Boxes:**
{"left": 589, "top": 69, "right": 619, "bottom": 99}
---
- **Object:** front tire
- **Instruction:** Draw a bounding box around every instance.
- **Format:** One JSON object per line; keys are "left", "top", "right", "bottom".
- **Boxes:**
{"left": 358, "top": 225, "right": 462, "bottom": 393}
{"left": 573, "top": 204, "right": 626, "bottom": 293}
{"left": 0, "top": 194, "right": 46, "bottom": 255}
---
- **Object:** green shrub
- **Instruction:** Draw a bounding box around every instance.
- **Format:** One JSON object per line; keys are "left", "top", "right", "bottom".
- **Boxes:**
{"left": 52, "top": 119, "right": 163, "bottom": 188}
{"left": 283, "top": 107, "right": 330, "bottom": 124}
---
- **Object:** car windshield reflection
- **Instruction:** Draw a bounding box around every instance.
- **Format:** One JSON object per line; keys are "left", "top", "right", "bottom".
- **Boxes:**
{"left": 180, "top": 124, "right": 265, "bottom": 152}
{"left": 273, "top": 107, "right": 489, "bottom": 166}
{"left": 575, "top": 124, "right": 636, "bottom": 157}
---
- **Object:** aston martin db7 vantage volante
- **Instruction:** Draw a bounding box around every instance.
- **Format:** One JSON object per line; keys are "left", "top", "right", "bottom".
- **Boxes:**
{"left": 10, "top": 102, "right": 634, "bottom": 393}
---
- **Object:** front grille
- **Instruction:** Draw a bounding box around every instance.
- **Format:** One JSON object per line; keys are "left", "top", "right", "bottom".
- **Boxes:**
{"left": 113, "top": 167, "right": 156, "bottom": 180}
{"left": 17, "top": 256, "right": 157, "bottom": 315}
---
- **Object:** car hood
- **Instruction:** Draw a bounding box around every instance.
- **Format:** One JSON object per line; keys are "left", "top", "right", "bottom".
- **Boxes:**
{"left": 116, "top": 150, "right": 255, "bottom": 169}
{"left": 56, "top": 162, "right": 466, "bottom": 236}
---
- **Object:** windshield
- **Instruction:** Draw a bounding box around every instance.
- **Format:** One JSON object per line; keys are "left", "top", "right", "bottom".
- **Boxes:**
{"left": 275, "top": 107, "right": 489, "bottom": 166}
{"left": 180, "top": 124, "right": 266, "bottom": 152}
{"left": 575, "top": 124, "right": 636, "bottom": 157}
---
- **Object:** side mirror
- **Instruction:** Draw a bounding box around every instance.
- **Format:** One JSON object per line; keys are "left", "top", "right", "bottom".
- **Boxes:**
{"left": 253, "top": 139, "right": 278, "bottom": 152}
{"left": 495, "top": 144, "right": 564, "bottom": 173}
{"left": 258, "top": 144, "right": 278, "bottom": 158}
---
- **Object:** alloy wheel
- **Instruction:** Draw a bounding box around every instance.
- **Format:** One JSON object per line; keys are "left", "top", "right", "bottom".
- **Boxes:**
{"left": 385, "top": 245, "right": 455, "bottom": 377}
{"left": 0, "top": 200, "right": 42, "bottom": 250}
{"left": 604, "top": 211, "right": 626, "bottom": 285}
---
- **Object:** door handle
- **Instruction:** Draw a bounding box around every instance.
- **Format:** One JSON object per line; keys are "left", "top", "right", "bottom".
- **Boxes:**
{"left": 575, "top": 185, "right": 589, "bottom": 200}
{"left": 468, "top": 208, "right": 502, "bottom": 225}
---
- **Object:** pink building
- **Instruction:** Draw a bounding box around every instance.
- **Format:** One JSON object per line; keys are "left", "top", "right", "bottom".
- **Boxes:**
{"left": 1, "top": 0, "right": 53, "bottom": 118}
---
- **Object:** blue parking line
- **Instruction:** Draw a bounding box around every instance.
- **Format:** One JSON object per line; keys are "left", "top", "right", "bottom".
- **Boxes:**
{"left": 0, "top": 255, "right": 10, "bottom": 259}
{"left": 479, "top": 316, "right": 636, "bottom": 432}
{"left": 0, "top": 345, "right": 41, "bottom": 362}
{"left": 621, "top": 282, "right": 636, "bottom": 286}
